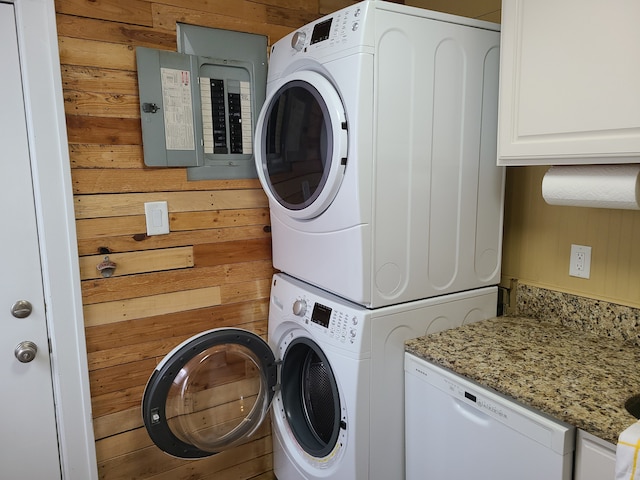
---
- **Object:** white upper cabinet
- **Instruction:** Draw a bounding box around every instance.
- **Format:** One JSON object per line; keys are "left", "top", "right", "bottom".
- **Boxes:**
{"left": 497, "top": 0, "right": 640, "bottom": 165}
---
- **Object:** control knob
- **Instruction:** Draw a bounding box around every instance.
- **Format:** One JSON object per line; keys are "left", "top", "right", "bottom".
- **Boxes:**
{"left": 292, "top": 299, "right": 307, "bottom": 317}
{"left": 291, "top": 31, "right": 306, "bottom": 51}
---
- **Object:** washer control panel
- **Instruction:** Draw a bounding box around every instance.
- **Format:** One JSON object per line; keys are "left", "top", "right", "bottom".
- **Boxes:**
{"left": 289, "top": 294, "right": 363, "bottom": 346}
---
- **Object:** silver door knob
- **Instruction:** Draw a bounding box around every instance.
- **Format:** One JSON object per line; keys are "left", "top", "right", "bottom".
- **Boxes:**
{"left": 11, "top": 300, "right": 33, "bottom": 318}
{"left": 15, "top": 341, "right": 37, "bottom": 363}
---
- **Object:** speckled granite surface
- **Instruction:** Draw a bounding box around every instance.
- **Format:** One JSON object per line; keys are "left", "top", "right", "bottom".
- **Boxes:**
{"left": 405, "top": 316, "right": 640, "bottom": 445}
{"left": 516, "top": 284, "right": 640, "bottom": 347}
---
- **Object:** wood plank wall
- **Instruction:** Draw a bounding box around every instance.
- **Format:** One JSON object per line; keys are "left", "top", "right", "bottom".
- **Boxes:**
{"left": 54, "top": 0, "right": 357, "bottom": 478}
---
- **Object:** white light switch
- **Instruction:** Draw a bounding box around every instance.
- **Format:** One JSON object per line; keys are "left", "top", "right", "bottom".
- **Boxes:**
{"left": 144, "top": 201, "right": 169, "bottom": 236}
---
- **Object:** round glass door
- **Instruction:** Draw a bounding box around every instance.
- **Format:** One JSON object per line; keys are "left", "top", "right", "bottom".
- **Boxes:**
{"left": 142, "top": 329, "right": 276, "bottom": 458}
{"left": 280, "top": 337, "right": 342, "bottom": 458}
{"left": 255, "top": 70, "right": 348, "bottom": 220}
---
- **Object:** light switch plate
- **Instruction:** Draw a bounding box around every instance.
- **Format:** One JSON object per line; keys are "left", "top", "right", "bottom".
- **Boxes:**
{"left": 569, "top": 244, "right": 591, "bottom": 279}
{"left": 144, "top": 201, "right": 169, "bottom": 236}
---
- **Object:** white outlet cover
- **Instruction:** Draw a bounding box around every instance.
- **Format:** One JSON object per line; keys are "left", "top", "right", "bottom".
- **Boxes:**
{"left": 144, "top": 201, "right": 170, "bottom": 236}
{"left": 569, "top": 244, "right": 591, "bottom": 279}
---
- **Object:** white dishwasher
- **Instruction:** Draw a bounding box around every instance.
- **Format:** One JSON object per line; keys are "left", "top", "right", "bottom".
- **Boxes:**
{"left": 404, "top": 353, "right": 575, "bottom": 480}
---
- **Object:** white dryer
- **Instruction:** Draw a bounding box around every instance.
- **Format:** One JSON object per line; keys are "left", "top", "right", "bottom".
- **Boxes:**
{"left": 141, "top": 273, "right": 498, "bottom": 479}
{"left": 255, "top": 1, "right": 504, "bottom": 308}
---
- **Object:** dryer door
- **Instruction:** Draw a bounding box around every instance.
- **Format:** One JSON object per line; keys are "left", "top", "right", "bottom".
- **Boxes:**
{"left": 255, "top": 71, "right": 348, "bottom": 220}
{"left": 142, "top": 328, "right": 276, "bottom": 459}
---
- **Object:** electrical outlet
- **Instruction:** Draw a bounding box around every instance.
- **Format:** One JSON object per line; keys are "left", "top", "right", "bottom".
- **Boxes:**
{"left": 569, "top": 244, "right": 591, "bottom": 279}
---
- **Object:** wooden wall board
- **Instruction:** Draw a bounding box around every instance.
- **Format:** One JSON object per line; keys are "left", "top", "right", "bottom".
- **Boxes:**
{"left": 66, "top": 115, "right": 142, "bottom": 144}
{"left": 68, "top": 144, "right": 144, "bottom": 169}
{"left": 93, "top": 406, "right": 143, "bottom": 440}
{"left": 71, "top": 169, "right": 262, "bottom": 193}
{"left": 79, "top": 246, "right": 194, "bottom": 280}
{"left": 151, "top": 4, "right": 293, "bottom": 41}
{"left": 74, "top": 190, "right": 268, "bottom": 218}
{"left": 83, "top": 286, "right": 223, "bottom": 327}
{"left": 54, "top": 0, "right": 153, "bottom": 26}
{"left": 85, "top": 301, "right": 268, "bottom": 354}
{"left": 59, "top": 36, "right": 137, "bottom": 70}
{"left": 170, "top": 208, "right": 270, "bottom": 231}
{"left": 52, "top": 0, "right": 325, "bottom": 477}
{"left": 63, "top": 90, "right": 140, "bottom": 118}
{"left": 75, "top": 225, "right": 271, "bottom": 256}
{"left": 81, "top": 260, "right": 274, "bottom": 304}
{"left": 56, "top": 14, "right": 177, "bottom": 49}
{"left": 89, "top": 357, "right": 158, "bottom": 397}
{"left": 194, "top": 238, "right": 272, "bottom": 267}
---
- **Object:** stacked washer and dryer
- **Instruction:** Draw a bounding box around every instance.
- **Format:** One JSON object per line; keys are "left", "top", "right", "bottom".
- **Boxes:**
{"left": 140, "top": 2, "right": 504, "bottom": 480}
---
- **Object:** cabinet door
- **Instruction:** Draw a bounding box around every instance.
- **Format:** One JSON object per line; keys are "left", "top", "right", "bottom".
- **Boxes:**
{"left": 497, "top": 0, "right": 640, "bottom": 165}
{"left": 573, "top": 430, "right": 616, "bottom": 480}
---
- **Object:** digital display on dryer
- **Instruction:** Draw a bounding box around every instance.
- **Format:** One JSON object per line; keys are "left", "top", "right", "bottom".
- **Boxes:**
{"left": 311, "top": 18, "right": 332, "bottom": 45}
{"left": 311, "top": 303, "right": 332, "bottom": 328}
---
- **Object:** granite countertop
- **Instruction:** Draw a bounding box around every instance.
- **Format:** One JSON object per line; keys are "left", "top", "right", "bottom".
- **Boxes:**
{"left": 405, "top": 316, "right": 640, "bottom": 445}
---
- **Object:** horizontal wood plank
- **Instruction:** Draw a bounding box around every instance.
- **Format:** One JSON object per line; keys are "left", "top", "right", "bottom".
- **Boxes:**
{"left": 150, "top": 448, "right": 272, "bottom": 480}
{"left": 97, "top": 425, "right": 271, "bottom": 478}
{"left": 91, "top": 383, "right": 144, "bottom": 417}
{"left": 194, "top": 238, "right": 272, "bottom": 267}
{"left": 56, "top": 13, "right": 175, "bottom": 48}
{"left": 252, "top": 0, "right": 318, "bottom": 12}
{"left": 54, "top": 0, "right": 153, "bottom": 26}
{"left": 93, "top": 406, "right": 143, "bottom": 440}
{"left": 151, "top": 0, "right": 269, "bottom": 20}
{"left": 76, "top": 225, "right": 271, "bottom": 255}
{"left": 83, "top": 286, "right": 222, "bottom": 327}
{"left": 61, "top": 65, "right": 140, "bottom": 96}
{"left": 170, "top": 208, "right": 270, "bottom": 231}
{"left": 66, "top": 114, "right": 141, "bottom": 144}
{"left": 71, "top": 168, "right": 262, "bottom": 194}
{"left": 76, "top": 215, "right": 145, "bottom": 240}
{"left": 82, "top": 260, "right": 274, "bottom": 304}
{"left": 85, "top": 300, "right": 268, "bottom": 353}
{"left": 265, "top": 5, "right": 319, "bottom": 28}
{"left": 74, "top": 190, "right": 268, "bottom": 218}
{"left": 151, "top": 3, "right": 293, "bottom": 42}
{"left": 87, "top": 319, "right": 267, "bottom": 370}
{"left": 89, "top": 358, "right": 157, "bottom": 396}
{"left": 95, "top": 426, "right": 152, "bottom": 460}
{"left": 69, "top": 144, "right": 144, "bottom": 169}
{"left": 64, "top": 89, "right": 140, "bottom": 118}
{"left": 75, "top": 210, "right": 269, "bottom": 241}
{"left": 79, "top": 246, "right": 194, "bottom": 280}
{"left": 220, "top": 278, "right": 272, "bottom": 305}
{"left": 58, "top": 36, "right": 137, "bottom": 70}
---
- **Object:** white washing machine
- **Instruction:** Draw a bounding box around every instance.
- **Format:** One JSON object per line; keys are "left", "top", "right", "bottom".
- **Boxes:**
{"left": 255, "top": 0, "right": 504, "bottom": 308}
{"left": 141, "top": 273, "right": 497, "bottom": 479}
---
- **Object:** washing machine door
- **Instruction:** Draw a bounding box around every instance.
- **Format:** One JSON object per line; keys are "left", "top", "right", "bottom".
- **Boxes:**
{"left": 278, "top": 336, "right": 344, "bottom": 459}
{"left": 142, "top": 328, "right": 276, "bottom": 459}
{"left": 255, "top": 70, "right": 348, "bottom": 220}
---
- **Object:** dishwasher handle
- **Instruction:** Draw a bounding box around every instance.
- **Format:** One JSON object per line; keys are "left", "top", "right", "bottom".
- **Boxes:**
{"left": 453, "top": 395, "right": 491, "bottom": 426}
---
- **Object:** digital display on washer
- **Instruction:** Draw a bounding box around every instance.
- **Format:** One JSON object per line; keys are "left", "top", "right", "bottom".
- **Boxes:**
{"left": 311, "top": 302, "right": 332, "bottom": 328}
{"left": 311, "top": 18, "right": 332, "bottom": 45}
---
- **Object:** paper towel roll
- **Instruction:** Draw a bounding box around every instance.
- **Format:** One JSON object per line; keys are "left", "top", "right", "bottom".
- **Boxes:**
{"left": 542, "top": 165, "right": 640, "bottom": 210}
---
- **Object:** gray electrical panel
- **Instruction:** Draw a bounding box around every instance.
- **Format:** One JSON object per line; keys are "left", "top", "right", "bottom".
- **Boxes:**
{"left": 136, "top": 27, "right": 267, "bottom": 179}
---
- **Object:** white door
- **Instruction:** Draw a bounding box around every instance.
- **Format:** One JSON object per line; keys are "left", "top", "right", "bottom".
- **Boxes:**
{"left": 1, "top": 3, "right": 63, "bottom": 477}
